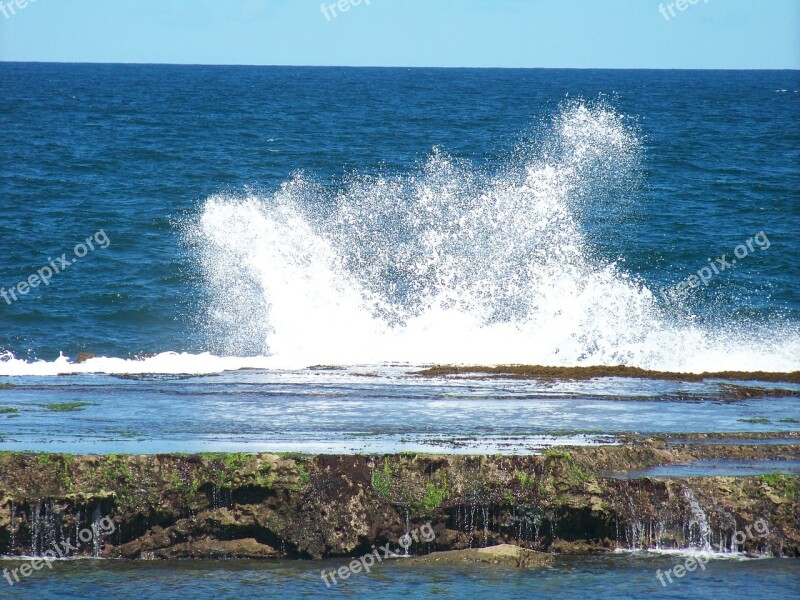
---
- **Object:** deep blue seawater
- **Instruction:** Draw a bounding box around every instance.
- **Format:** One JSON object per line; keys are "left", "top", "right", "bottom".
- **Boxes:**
{"left": 1, "top": 64, "right": 799, "bottom": 598}
{"left": 0, "top": 65, "right": 798, "bottom": 366}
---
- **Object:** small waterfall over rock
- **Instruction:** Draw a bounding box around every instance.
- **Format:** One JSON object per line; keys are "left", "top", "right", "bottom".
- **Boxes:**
{"left": 30, "top": 500, "right": 64, "bottom": 557}
{"left": 91, "top": 506, "right": 103, "bottom": 557}
{"left": 2, "top": 500, "right": 112, "bottom": 558}
{"left": 613, "top": 480, "right": 727, "bottom": 552}
{"left": 403, "top": 508, "right": 410, "bottom": 556}
{"left": 682, "top": 487, "right": 712, "bottom": 551}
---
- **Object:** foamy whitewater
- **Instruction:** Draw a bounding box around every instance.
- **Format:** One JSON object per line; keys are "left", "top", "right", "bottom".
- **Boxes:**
{"left": 1, "top": 103, "right": 798, "bottom": 376}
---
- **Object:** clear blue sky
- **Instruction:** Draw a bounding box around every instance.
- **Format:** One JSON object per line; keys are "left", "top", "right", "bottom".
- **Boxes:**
{"left": 0, "top": 0, "right": 798, "bottom": 68}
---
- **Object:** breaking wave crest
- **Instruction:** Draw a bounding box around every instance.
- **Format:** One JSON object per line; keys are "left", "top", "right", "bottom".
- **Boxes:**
{"left": 1, "top": 101, "right": 797, "bottom": 376}
{"left": 185, "top": 102, "right": 798, "bottom": 372}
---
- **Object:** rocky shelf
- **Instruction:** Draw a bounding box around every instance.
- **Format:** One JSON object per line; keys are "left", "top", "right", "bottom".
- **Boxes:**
{"left": 0, "top": 435, "right": 797, "bottom": 560}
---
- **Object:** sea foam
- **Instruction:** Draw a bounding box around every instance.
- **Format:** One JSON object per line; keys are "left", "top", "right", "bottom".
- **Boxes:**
{"left": 181, "top": 101, "right": 799, "bottom": 372}
{"left": 2, "top": 102, "right": 798, "bottom": 376}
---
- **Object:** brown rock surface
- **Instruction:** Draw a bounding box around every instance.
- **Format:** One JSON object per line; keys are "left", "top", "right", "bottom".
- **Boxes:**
{"left": 402, "top": 544, "right": 553, "bottom": 568}
{"left": 0, "top": 437, "right": 797, "bottom": 560}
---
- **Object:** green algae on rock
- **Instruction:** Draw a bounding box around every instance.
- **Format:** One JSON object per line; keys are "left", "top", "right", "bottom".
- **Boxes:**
{"left": 0, "top": 441, "right": 798, "bottom": 560}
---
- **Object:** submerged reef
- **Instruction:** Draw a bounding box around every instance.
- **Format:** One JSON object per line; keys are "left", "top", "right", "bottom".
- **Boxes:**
{"left": 416, "top": 365, "right": 800, "bottom": 383}
{"left": 0, "top": 436, "right": 797, "bottom": 560}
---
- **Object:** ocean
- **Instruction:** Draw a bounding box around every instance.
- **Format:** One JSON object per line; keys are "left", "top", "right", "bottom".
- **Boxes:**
{"left": 1, "top": 65, "right": 798, "bottom": 370}
{"left": 3, "top": 555, "right": 800, "bottom": 600}
{"left": 0, "top": 64, "right": 799, "bottom": 598}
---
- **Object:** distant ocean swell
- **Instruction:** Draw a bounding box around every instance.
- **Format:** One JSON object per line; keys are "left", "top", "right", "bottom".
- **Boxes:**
{"left": 1, "top": 101, "right": 798, "bottom": 376}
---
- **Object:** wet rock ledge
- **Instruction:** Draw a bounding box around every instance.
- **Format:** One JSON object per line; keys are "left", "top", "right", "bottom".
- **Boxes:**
{"left": 0, "top": 439, "right": 797, "bottom": 560}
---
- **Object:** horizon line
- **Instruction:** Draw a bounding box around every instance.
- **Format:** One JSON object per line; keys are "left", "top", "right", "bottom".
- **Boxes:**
{"left": 1, "top": 60, "right": 798, "bottom": 71}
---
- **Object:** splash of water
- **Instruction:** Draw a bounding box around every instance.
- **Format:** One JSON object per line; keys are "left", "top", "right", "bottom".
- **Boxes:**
{"left": 1, "top": 101, "right": 798, "bottom": 376}
{"left": 184, "top": 101, "right": 799, "bottom": 371}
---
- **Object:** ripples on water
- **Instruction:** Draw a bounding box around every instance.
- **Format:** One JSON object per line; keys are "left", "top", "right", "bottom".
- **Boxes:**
{"left": 2, "top": 556, "right": 798, "bottom": 600}
{"left": 0, "top": 368, "right": 797, "bottom": 453}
